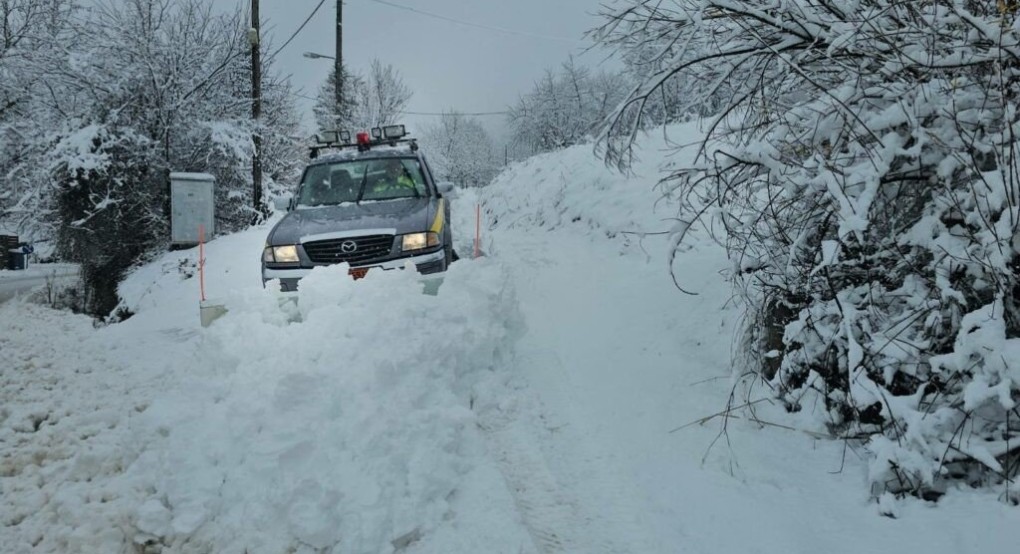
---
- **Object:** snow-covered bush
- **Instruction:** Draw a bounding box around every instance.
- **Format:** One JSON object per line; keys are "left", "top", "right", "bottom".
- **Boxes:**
{"left": 597, "top": 1, "right": 1020, "bottom": 500}
{"left": 52, "top": 124, "right": 163, "bottom": 315}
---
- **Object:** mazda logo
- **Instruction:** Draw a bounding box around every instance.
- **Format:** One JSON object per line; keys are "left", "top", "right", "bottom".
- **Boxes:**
{"left": 340, "top": 240, "right": 358, "bottom": 253}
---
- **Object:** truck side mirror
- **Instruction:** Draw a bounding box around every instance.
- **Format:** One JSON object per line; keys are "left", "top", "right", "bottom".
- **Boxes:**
{"left": 437, "top": 181, "right": 455, "bottom": 195}
{"left": 273, "top": 194, "right": 294, "bottom": 212}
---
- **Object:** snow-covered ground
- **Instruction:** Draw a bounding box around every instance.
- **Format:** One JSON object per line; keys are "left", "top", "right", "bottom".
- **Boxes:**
{"left": 2, "top": 225, "right": 534, "bottom": 553}
{"left": 2, "top": 122, "right": 1017, "bottom": 553}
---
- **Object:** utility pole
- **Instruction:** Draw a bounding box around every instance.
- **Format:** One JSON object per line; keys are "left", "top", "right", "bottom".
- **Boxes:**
{"left": 335, "top": 0, "right": 343, "bottom": 130}
{"left": 251, "top": 0, "right": 264, "bottom": 221}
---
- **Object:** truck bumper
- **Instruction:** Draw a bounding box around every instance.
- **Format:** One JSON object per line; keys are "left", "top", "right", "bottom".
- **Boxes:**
{"left": 262, "top": 248, "right": 447, "bottom": 291}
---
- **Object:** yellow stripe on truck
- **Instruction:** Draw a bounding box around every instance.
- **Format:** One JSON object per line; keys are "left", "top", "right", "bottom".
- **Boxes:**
{"left": 430, "top": 198, "right": 445, "bottom": 234}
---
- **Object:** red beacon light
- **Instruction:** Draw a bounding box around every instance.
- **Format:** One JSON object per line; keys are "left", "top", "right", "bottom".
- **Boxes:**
{"left": 356, "top": 131, "right": 371, "bottom": 145}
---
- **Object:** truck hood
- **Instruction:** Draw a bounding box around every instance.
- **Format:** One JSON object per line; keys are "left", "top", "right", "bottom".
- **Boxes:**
{"left": 268, "top": 198, "right": 432, "bottom": 245}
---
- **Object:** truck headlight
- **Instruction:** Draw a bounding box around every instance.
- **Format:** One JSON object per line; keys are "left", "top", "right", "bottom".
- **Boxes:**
{"left": 401, "top": 232, "right": 440, "bottom": 251}
{"left": 264, "top": 245, "right": 299, "bottom": 263}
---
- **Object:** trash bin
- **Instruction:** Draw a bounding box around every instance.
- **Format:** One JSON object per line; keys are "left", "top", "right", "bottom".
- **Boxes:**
{"left": 8, "top": 249, "right": 26, "bottom": 270}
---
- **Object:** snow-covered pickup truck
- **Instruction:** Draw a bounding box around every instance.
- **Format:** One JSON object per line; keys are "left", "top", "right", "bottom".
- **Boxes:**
{"left": 262, "top": 126, "right": 455, "bottom": 291}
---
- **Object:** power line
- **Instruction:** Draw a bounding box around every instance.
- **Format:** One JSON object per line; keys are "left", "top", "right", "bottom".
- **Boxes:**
{"left": 366, "top": 0, "right": 584, "bottom": 44}
{"left": 266, "top": 0, "right": 327, "bottom": 63}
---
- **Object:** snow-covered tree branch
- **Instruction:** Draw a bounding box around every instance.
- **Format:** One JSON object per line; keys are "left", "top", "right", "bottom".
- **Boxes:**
{"left": 597, "top": 0, "right": 1020, "bottom": 500}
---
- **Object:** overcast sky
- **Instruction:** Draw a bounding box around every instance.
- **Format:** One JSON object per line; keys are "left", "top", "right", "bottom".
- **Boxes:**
{"left": 243, "top": 0, "right": 614, "bottom": 139}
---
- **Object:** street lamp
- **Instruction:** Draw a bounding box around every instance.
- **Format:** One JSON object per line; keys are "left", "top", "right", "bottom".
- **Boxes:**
{"left": 303, "top": 51, "right": 335, "bottom": 60}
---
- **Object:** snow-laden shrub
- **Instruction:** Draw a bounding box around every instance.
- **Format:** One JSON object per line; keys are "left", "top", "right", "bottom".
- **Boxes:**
{"left": 597, "top": 1, "right": 1020, "bottom": 500}
{"left": 52, "top": 124, "right": 164, "bottom": 316}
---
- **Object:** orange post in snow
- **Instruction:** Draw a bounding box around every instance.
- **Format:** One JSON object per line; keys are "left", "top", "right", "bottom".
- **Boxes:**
{"left": 198, "top": 224, "right": 206, "bottom": 302}
{"left": 474, "top": 204, "right": 481, "bottom": 259}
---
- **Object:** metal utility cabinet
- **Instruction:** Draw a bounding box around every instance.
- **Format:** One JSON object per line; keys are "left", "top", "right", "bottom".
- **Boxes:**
{"left": 170, "top": 172, "right": 215, "bottom": 246}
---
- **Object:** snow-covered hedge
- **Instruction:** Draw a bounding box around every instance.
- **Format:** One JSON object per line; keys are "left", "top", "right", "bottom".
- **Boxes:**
{"left": 597, "top": 1, "right": 1020, "bottom": 500}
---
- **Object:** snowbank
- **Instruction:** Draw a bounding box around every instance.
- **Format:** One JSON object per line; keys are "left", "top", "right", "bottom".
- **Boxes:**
{"left": 121, "top": 260, "right": 520, "bottom": 553}
{"left": 484, "top": 123, "right": 699, "bottom": 241}
{"left": 3, "top": 219, "right": 529, "bottom": 553}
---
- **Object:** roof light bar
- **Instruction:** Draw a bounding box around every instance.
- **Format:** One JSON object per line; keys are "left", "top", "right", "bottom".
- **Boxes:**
{"left": 310, "top": 124, "right": 412, "bottom": 157}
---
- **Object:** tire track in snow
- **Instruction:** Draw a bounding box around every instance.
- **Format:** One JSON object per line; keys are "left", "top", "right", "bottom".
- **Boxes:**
{"left": 476, "top": 373, "right": 637, "bottom": 554}
{"left": 476, "top": 229, "right": 684, "bottom": 554}
{"left": 479, "top": 411, "right": 592, "bottom": 554}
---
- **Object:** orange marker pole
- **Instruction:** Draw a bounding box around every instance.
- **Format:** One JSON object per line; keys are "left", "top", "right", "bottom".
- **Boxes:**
{"left": 474, "top": 203, "right": 481, "bottom": 259}
{"left": 198, "top": 224, "right": 206, "bottom": 302}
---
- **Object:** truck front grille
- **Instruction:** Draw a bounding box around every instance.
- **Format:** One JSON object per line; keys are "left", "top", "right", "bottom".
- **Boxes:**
{"left": 303, "top": 234, "right": 394, "bottom": 265}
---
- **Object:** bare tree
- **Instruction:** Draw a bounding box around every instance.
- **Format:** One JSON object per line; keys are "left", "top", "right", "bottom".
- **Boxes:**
{"left": 421, "top": 111, "right": 498, "bottom": 188}
{"left": 0, "top": 0, "right": 77, "bottom": 233}
{"left": 313, "top": 58, "right": 412, "bottom": 132}
{"left": 507, "top": 59, "right": 630, "bottom": 153}
{"left": 356, "top": 59, "right": 412, "bottom": 128}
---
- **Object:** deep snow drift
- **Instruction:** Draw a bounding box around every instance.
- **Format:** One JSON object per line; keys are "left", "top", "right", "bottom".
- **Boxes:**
{"left": 2, "top": 121, "right": 1017, "bottom": 553}
{"left": 2, "top": 225, "right": 535, "bottom": 553}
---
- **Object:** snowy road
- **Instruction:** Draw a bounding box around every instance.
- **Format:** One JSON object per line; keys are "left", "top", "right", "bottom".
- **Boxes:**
{"left": 490, "top": 229, "right": 731, "bottom": 553}
{"left": 0, "top": 264, "right": 78, "bottom": 303}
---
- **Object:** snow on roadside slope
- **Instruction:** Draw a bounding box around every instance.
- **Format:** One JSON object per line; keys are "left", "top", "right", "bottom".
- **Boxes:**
{"left": 3, "top": 218, "right": 536, "bottom": 553}
{"left": 480, "top": 121, "right": 1019, "bottom": 553}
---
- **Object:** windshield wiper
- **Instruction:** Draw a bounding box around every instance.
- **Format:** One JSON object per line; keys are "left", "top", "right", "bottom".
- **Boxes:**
{"left": 355, "top": 165, "right": 369, "bottom": 204}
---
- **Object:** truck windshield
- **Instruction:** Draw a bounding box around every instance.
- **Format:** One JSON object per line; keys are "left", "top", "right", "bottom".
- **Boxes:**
{"left": 296, "top": 158, "right": 428, "bottom": 207}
